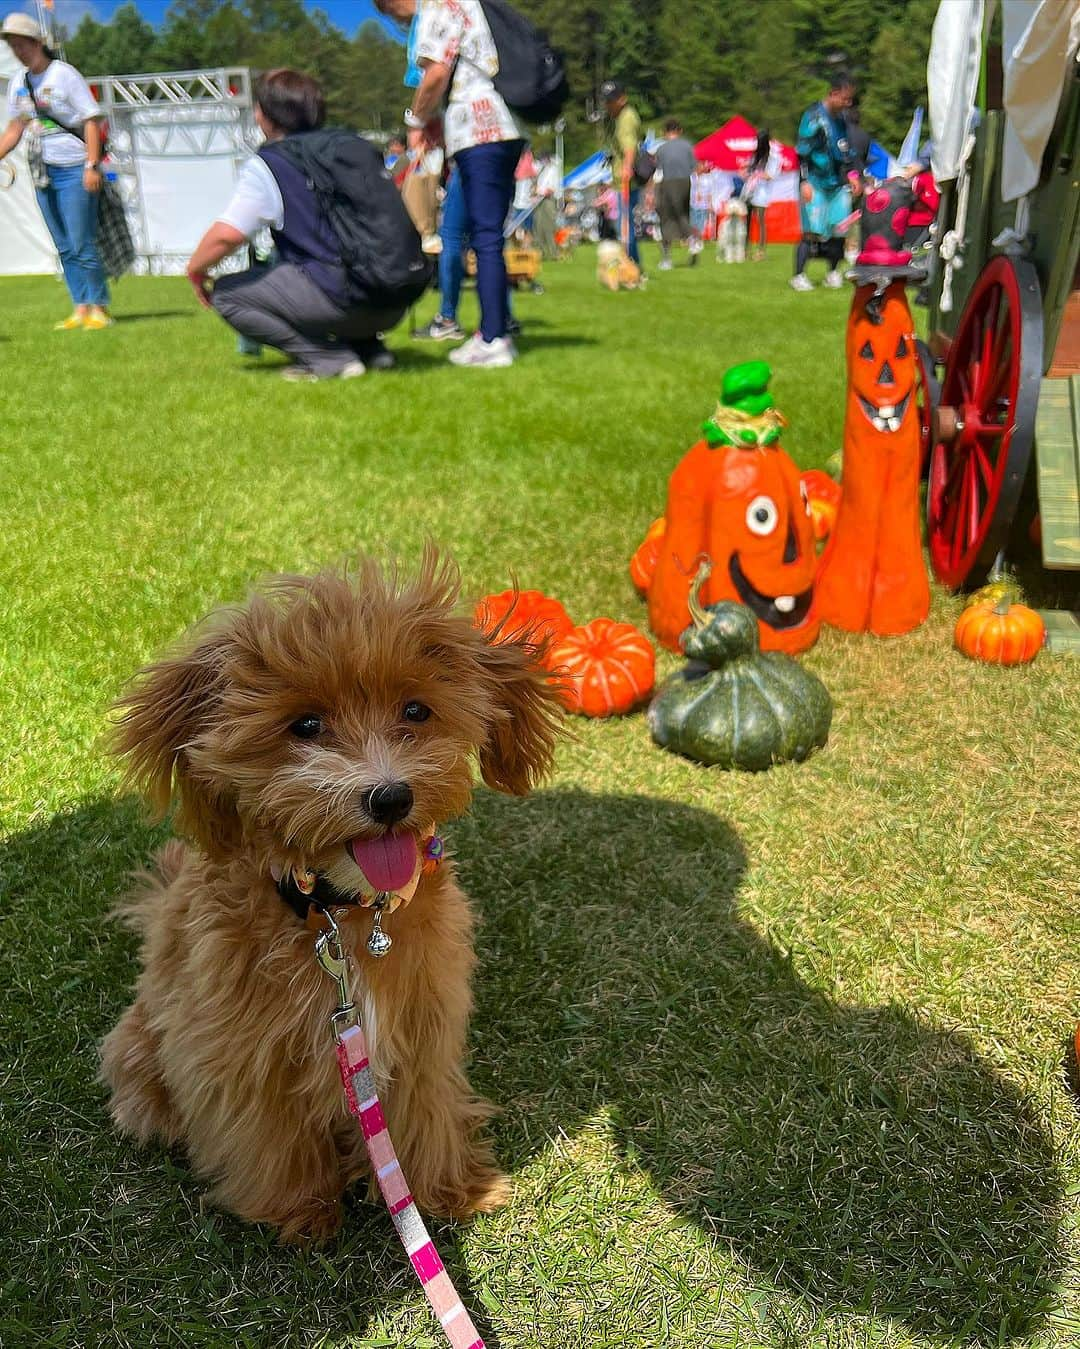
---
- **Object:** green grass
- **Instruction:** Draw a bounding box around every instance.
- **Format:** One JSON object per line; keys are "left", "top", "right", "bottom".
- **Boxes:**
{"left": 1, "top": 249, "right": 1079, "bottom": 1349}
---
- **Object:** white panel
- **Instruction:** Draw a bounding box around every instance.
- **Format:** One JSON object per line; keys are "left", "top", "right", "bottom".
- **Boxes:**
{"left": 137, "top": 155, "right": 238, "bottom": 255}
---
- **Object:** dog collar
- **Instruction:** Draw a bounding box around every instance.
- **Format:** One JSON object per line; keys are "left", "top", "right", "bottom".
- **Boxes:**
{"left": 274, "top": 833, "right": 446, "bottom": 924}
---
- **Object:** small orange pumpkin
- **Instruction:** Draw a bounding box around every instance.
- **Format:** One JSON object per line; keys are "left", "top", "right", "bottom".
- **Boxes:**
{"left": 549, "top": 618, "right": 656, "bottom": 717}
{"left": 474, "top": 589, "right": 573, "bottom": 657}
{"left": 630, "top": 517, "right": 666, "bottom": 594}
{"left": 800, "top": 469, "right": 842, "bottom": 543}
{"left": 954, "top": 598, "right": 1045, "bottom": 665}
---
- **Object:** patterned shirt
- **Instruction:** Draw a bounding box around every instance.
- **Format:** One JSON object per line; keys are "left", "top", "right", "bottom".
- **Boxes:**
{"left": 796, "top": 101, "right": 852, "bottom": 193}
{"left": 415, "top": 0, "right": 525, "bottom": 157}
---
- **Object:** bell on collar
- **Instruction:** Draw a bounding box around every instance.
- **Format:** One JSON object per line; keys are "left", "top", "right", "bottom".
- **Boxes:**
{"left": 367, "top": 902, "right": 393, "bottom": 958}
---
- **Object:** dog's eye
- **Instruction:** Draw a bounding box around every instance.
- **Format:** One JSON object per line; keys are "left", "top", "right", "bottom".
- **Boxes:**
{"left": 402, "top": 701, "right": 431, "bottom": 724}
{"left": 289, "top": 715, "right": 323, "bottom": 739}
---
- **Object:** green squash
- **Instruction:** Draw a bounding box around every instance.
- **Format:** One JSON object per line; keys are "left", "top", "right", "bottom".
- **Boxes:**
{"left": 648, "top": 593, "right": 832, "bottom": 772}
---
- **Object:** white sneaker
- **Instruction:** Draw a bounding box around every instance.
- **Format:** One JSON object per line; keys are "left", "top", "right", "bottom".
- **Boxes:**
{"left": 421, "top": 233, "right": 443, "bottom": 255}
{"left": 789, "top": 273, "right": 814, "bottom": 292}
{"left": 448, "top": 333, "right": 516, "bottom": 368}
{"left": 658, "top": 258, "right": 673, "bottom": 271}
{"left": 688, "top": 236, "right": 703, "bottom": 255}
{"left": 823, "top": 269, "right": 844, "bottom": 288}
{"left": 338, "top": 359, "right": 367, "bottom": 379}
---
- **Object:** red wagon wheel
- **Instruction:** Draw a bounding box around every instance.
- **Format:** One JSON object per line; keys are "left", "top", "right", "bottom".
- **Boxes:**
{"left": 926, "top": 255, "right": 1043, "bottom": 589}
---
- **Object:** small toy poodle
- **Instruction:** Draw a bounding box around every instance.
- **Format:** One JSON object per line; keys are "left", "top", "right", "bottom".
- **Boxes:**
{"left": 596, "top": 238, "right": 644, "bottom": 291}
{"left": 100, "top": 549, "right": 562, "bottom": 1242}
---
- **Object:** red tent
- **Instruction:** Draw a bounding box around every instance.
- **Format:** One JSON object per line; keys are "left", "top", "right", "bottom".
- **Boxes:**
{"left": 694, "top": 115, "right": 801, "bottom": 245}
{"left": 694, "top": 115, "right": 798, "bottom": 173}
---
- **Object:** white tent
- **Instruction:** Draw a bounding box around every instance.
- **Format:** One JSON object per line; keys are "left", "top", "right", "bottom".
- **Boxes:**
{"left": 0, "top": 40, "right": 59, "bottom": 274}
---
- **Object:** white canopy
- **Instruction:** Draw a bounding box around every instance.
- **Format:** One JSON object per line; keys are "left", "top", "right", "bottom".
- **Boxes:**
{"left": 927, "top": 0, "right": 1080, "bottom": 198}
{"left": 0, "top": 40, "right": 59, "bottom": 275}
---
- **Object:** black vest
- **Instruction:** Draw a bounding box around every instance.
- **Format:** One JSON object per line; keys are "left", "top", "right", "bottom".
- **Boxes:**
{"left": 258, "top": 144, "right": 347, "bottom": 307}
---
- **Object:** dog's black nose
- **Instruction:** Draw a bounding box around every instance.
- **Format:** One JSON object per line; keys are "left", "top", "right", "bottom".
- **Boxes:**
{"left": 363, "top": 782, "right": 414, "bottom": 825}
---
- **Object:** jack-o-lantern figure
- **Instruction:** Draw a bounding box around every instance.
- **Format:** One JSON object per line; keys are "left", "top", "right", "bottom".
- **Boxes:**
{"left": 647, "top": 362, "right": 819, "bottom": 654}
{"left": 814, "top": 190, "right": 929, "bottom": 636}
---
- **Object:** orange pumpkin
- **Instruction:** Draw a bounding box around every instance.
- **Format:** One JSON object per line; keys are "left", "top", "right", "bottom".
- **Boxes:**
{"left": 814, "top": 281, "right": 929, "bottom": 636}
{"left": 474, "top": 589, "right": 573, "bottom": 658}
{"left": 630, "top": 517, "right": 666, "bottom": 594}
{"left": 647, "top": 440, "right": 819, "bottom": 654}
{"left": 800, "top": 469, "right": 842, "bottom": 543}
{"left": 549, "top": 618, "right": 655, "bottom": 717}
{"left": 954, "top": 598, "right": 1045, "bottom": 664}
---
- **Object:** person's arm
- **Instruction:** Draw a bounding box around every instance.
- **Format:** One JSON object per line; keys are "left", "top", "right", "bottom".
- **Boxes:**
{"left": 186, "top": 221, "right": 246, "bottom": 307}
{"left": 795, "top": 110, "right": 815, "bottom": 202}
{"left": 0, "top": 118, "right": 25, "bottom": 159}
{"left": 82, "top": 117, "right": 102, "bottom": 193}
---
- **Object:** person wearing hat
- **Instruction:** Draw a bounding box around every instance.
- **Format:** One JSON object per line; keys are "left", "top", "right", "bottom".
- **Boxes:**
{"left": 0, "top": 12, "right": 111, "bottom": 329}
{"left": 600, "top": 79, "right": 643, "bottom": 269}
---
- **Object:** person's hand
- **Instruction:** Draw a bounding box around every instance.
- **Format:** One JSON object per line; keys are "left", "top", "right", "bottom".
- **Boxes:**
{"left": 83, "top": 165, "right": 102, "bottom": 194}
{"left": 849, "top": 177, "right": 863, "bottom": 199}
{"left": 407, "top": 127, "right": 425, "bottom": 155}
{"left": 800, "top": 180, "right": 813, "bottom": 204}
{"left": 187, "top": 267, "right": 213, "bottom": 309}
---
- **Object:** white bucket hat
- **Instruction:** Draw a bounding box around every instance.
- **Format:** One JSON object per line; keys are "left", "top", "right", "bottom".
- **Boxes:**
{"left": 1, "top": 12, "right": 45, "bottom": 43}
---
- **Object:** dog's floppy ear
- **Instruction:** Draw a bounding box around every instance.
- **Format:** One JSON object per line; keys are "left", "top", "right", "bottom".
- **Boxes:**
{"left": 109, "top": 615, "right": 241, "bottom": 856}
{"left": 474, "top": 629, "right": 563, "bottom": 796}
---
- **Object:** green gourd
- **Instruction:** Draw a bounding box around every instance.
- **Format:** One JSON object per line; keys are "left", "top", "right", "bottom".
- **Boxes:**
{"left": 648, "top": 563, "right": 832, "bottom": 771}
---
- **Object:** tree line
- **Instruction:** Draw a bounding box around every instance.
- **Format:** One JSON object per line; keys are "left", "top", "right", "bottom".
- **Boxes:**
{"left": 64, "top": 0, "right": 938, "bottom": 159}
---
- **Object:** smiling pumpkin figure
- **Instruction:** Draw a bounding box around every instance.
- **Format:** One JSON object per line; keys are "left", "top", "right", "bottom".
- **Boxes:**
{"left": 814, "top": 187, "right": 930, "bottom": 636}
{"left": 647, "top": 363, "right": 820, "bottom": 655}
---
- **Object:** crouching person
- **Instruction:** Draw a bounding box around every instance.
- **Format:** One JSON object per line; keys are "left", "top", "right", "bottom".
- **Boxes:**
{"left": 187, "top": 68, "right": 431, "bottom": 382}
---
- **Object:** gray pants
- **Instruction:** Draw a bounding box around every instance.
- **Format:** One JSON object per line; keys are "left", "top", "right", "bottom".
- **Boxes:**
{"left": 213, "top": 262, "right": 405, "bottom": 376}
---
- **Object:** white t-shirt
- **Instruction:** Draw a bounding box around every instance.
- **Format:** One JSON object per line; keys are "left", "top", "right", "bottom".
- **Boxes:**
{"left": 415, "top": 0, "right": 525, "bottom": 157}
{"left": 217, "top": 155, "right": 284, "bottom": 238}
{"left": 745, "top": 147, "right": 783, "bottom": 207}
{"left": 7, "top": 60, "right": 100, "bottom": 167}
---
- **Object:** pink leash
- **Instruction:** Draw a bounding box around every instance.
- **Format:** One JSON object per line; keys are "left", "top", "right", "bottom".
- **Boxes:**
{"left": 315, "top": 909, "right": 486, "bottom": 1349}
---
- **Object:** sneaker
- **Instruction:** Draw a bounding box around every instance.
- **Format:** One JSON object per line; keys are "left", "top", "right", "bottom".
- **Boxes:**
{"left": 421, "top": 233, "right": 443, "bottom": 255}
{"left": 338, "top": 359, "right": 367, "bottom": 379}
{"left": 658, "top": 257, "right": 673, "bottom": 271}
{"left": 688, "top": 236, "right": 703, "bottom": 255}
{"left": 83, "top": 307, "right": 114, "bottom": 330}
{"left": 789, "top": 273, "right": 814, "bottom": 292}
{"left": 412, "top": 314, "right": 464, "bottom": 342}
{"left": 280, "top": 365, "right": 320, "bottom": 382}
{"left": 351, "top": 337, "right": 394, "bottom": 371}
{"left": 448, "top": 333, "right": 516, "bottom": 368}
{"left": 54, "top": 313, "right": 83, "bottom": 330}
{"left": 823, "top": 270, "right": 844, "bottom": 289}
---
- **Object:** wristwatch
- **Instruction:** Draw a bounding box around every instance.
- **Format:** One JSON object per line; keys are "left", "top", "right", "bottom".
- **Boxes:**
{"left": 403, "top": 108, "right": 424, "bottom": 130}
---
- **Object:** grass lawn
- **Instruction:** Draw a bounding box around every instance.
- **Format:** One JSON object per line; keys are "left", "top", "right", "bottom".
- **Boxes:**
{"left": 1, "top": 246, "right": 1079, "bottom": 1349}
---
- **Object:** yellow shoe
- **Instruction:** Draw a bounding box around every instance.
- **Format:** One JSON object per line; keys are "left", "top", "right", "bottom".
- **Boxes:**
{"left": 83, "top": 309, "right": 114, "bottom": 330}
{"left": 54, "top": 313, "right": 84, "bottom": 330}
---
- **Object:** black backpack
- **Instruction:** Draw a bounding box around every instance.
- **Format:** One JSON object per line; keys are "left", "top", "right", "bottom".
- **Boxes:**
{"left": 478, "top": 0, "right": 569, "bottom": 123}
{"left": 274, "top": 129, "right": 433, "bottom": 310}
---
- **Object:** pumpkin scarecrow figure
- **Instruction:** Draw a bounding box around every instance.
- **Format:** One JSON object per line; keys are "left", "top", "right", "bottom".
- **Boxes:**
{"left": 813, "top": 180, "right": 930, "bottom": 636}
{"left": 647, "top": 361, "right": 820, "bottom": 655}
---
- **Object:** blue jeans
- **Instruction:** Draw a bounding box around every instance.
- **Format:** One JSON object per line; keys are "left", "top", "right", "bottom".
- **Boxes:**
{"left": 454, "top": 138, "right": 523, "bottom": 342}
{"left": 36, "top": 163, "right": 109, "bottom": 308}
{"left": 616, "top": 186, "right": 640, "bottom": 265}
{"left": 438, "top": 168, "right": 514, "bottom": 327}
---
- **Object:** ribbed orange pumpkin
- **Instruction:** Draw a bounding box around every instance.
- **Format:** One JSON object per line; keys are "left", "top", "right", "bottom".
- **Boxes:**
{"left": 954, "top": 598, "right": 1045, "bottom": 665}
{"left": 800, "top": 469, "right": 842, "bottom": 543}
{"left": 549, "top": 618, "right": 655, "bottom": 717}
{"left": 630, "top": 518, "right": 666, "bottom": 594}
{"left": 474, "top": 589, "right": 573, "bottom": 657}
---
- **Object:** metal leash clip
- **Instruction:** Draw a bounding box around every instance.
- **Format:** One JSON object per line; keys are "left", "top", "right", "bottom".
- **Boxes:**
{"left": 314, "top": 907, "right": 357, "bottom": 1041}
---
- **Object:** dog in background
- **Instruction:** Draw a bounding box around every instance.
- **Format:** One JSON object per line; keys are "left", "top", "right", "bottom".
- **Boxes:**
{"left": 100, "top": 549, "right": 562, "bottom": 1242}
{"left": 596, "top": 238, "right": 644, "bottom": 291}
{"left": 717, "top": 198, "right": 748, "bottom": 264}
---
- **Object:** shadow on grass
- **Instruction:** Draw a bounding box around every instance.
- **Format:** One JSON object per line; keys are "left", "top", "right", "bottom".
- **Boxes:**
{"left": 0, "top": 790, "right": 1062, "bottom": 1345}
{"left": 457, "top": 787, "right": 1063, "bottom": 1343}
{"left": 112, "top": 310, "right": 195, "bottom": 324}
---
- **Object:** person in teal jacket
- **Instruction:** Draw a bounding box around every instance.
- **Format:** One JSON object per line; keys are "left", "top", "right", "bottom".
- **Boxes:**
{"left": 790, "top": 73, "right": 857, "bottom": 292}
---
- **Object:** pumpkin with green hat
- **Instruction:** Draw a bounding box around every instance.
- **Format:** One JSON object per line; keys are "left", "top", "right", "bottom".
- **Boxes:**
{"left": 646, "top": 361, "right": 820, "bottom": 655}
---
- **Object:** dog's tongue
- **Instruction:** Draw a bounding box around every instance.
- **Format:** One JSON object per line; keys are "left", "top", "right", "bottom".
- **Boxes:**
{"left": 349, "top": 833, "right": 418, "bottom": 893}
